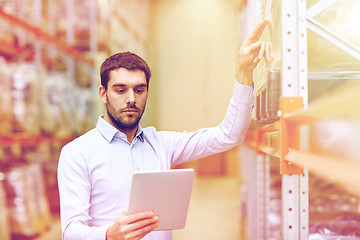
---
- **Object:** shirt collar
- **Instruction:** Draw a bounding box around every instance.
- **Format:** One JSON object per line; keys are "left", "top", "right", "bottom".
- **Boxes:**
{"left": 96, "top": 116, "right": 144, "bottom": 143}
{"left": 134, "top": 125, "right": 144, "bottom": 142}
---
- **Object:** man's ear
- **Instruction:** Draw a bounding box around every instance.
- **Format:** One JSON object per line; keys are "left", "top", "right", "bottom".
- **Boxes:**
{"left": 99, "top": 85, "right": 107, "bottom": 103}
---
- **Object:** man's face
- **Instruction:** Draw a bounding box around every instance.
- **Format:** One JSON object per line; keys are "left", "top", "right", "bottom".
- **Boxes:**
{"left": 100, "top": 68, "right": 148, "bottom": 131}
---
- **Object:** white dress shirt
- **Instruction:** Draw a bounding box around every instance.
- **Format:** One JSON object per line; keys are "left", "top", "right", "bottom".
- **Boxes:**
{"left": 57, "top": 81, "right": 254, "bottom": 240}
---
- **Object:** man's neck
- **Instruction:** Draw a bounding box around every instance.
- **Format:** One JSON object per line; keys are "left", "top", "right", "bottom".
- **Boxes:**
{"left": 120, "top": 127, "right": 138, "bottom": 143}
{"left": 103, "top": 115, "right": 138, "bottom": 143}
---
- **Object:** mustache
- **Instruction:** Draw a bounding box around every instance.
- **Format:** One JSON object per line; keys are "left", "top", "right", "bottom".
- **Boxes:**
{"left": 122, "top": 103, "right": 139, "bottom": 112}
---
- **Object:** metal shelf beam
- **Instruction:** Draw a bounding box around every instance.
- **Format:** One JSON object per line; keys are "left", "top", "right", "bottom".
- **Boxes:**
{"left": 0, "top": 7, "right": 94, "bottom": 66}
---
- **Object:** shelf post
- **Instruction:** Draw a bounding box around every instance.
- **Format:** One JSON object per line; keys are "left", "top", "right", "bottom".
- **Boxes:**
{"left": 255, "top": 153, "right": 267, "bottom": 239}
{"left": 281, "top": 0, "right": 308, "bottom": 239}
{"left": 245, "top": 147, "right": 257, "bottom": 240}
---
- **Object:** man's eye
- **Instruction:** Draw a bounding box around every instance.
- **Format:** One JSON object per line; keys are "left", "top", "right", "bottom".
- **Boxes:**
{"left": 117, "top": 89, "right": 125, "bottom": 93}
{"left": 135, "top": 89, "right": 144, "bottom": 93}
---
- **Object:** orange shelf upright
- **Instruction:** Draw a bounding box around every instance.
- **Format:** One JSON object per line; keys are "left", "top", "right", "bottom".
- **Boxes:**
{"left": 280, "top": 97, "right": 304, "bottom": 175}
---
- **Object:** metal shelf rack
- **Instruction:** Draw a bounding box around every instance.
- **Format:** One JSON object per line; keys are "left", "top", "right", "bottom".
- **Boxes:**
{"left": 0, "top": 1, "right": 150, "bottom": 239}
{"left": 238, "top": 0, "right": 360, "bottom": 239}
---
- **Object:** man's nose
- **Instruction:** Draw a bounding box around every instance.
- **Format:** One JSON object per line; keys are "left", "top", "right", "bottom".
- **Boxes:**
{"left": 126, "top": 90, "right": 136, "bottom": 104}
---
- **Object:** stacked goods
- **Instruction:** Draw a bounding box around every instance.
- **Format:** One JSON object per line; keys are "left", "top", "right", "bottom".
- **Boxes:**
{"left": 0, "top": 59, "right": 86, "bottom": 137}
{"left": 0, "top": 176, "right": 10, "bottom": 240}
{"left": 309, "top": 176, "right": 360, "bottom": 239}
{"left": 73, "top": 0, "right": 93, "bottom": 51}
{"left": 74, "top": 86, "right": 93, "bottom": 135}
{"left": 0, "top": 1, "right": 150, "bottom": 238}
{"left": 241, "top": 158, "right": 360, "bottom": 239}
{"left": 3, "top": 163, "right": 51, "bottom": 237}
{"left": 96, "top": 0, "right": 112, "bottom": 53}
{"left": 38, "top": 68, "right": 57, "bottom": 135}
{"left": 43, "top": 71, "right": 73, "bottom": 137}
{"left": 261, "top": 171, "right": 360, "bottom": 239}
{"left": 267, "top": 162, "right": 282, "bottom": 240}
{"left": 0, "top": 57, "right": 11, "bottom": 135}
{"left": 8, "top": 63, "right": 39, "bottom": 134}
{"left": 239, "top": 156, "right": 282, "bottom": 240}
{"left": 48, "top": 0, "right": 94, "bottom": 51}
{"left": 40, "top": 141, "right": 62, "bottom": 214}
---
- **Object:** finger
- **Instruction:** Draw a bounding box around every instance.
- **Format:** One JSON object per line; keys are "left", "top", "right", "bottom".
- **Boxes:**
{"left": 126, "top": 221, "right": 159, "bottom": 239}
{"left": 123, "top": 214, "right": 159, "bottom": 234}
{"left": 267, "top": 42, "right": 274, "bottom": 64}
{"left": 243, "top": 41, "right": 262, "bottom": 55}
{"left": 258, "top": 41, "right": 265, "bottom": 60}
{"left": 134, "top": 230, "right": 153, "bottom": 240}
{"left": 243, "top": 20, "right": 268, "bottom": 46}
{"left": 253, "top": 54, "right": 262, "bottom": 64}
{"left": 268, "top": 18, "right": 274, "bottom": 41}
{"left": 125, "top": 211, "right": 155, "bottom": 224}
{"left": 265, "top": 42, "right": 271, "bottom": 62}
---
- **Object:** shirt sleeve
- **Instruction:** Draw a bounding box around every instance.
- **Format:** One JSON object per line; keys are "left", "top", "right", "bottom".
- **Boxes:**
{"left": 57, "top": 143, "right": 109, "bottom": 240}
{"left": 160, "top": 80, "right": 254, "bottom": 166}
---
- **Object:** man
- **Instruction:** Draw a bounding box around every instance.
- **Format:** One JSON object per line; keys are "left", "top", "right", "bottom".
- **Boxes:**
{"left": 58, "top": 20, "right": 270, "bottom": 240}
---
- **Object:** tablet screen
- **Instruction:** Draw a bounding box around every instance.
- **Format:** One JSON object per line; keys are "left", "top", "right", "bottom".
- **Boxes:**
{"left": 128, "top": 169, "right": 195, "bottom": 231}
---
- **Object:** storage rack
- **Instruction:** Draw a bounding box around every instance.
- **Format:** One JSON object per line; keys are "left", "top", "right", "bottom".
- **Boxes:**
{"left": 238, "top": 0, "right": 360, "bottom": 239}
{"left": 0, "top": 1, "right": 150, "bottom": 239}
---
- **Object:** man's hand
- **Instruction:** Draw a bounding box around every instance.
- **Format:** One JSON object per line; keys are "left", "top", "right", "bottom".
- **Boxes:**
{"left": 106, "top": 211, "right": 159, "bottom": 240}
{"left": 236, "top": 19, "right": 271, "bottom": 87}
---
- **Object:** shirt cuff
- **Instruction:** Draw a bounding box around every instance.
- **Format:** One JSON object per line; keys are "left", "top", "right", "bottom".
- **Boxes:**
{"left": 233, "top": 79, "right": 254, "bottom": 105}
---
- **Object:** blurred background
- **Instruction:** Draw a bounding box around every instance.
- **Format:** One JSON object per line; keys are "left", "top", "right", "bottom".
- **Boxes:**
{"left": 1, "top": 0, "right": 360, "bottom": 239}
{"left": 0, "top": 0, "right": 245, "bottom": 239}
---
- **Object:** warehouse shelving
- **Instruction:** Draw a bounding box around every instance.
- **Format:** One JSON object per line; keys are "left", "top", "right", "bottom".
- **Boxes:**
{"left": 0, "top": 2, "right": 96, "bottom": 238}
{"left": 0, "top": 1, "right": 150, "bottom": 239}
{"left": 238, "top": 0, "right": 360, "bottom": 239}
{"left": 0, "top": 7, "right": 94, "bottom": 66}
{"left": 0, "top": 135, "right": 76, "bottom": 147}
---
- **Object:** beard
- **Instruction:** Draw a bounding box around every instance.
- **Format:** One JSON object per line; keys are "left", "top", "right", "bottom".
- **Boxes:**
{"left": 105, "top": 95, "right": 145, "bottom": 131}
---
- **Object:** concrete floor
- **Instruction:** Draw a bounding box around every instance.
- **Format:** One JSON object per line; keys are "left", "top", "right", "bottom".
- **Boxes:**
{"left": 173, "top": 176, "right": 240, "bottom": 240}
{"left": 36, "top": 176, "right": 241, "bottom": 240}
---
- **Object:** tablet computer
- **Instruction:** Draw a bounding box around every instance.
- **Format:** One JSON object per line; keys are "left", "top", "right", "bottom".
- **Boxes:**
{"left": 128, "top": 169, "right": 195, "bottom": 231}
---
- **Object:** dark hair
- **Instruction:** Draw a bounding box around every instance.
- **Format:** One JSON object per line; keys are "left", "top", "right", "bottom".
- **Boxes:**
{"left": 100, "top": 52, "right": 151, "bottom": 90}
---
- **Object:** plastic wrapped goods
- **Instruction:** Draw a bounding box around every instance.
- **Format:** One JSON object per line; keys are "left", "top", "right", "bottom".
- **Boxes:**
{"left": 9, "top": 64, "right": 39, "bottom": 134}
{"left": 309, "top": 233, "right": 360, "bottom": 240}
{"left": 48, "top": 72, "right": 75, "bottom": 137}
{"left": 3, "top": 163, "right": 51, "bottom": 237}
{"left": 0, "top": 57, "right": 12, "bottom": 135}
{"left": 309, "top": 175, "right": 360, "bottom": 238}
{"left": 256, "top": 166, "right": 360, "bottom": 239}
{"left": 0, "top": 176, "right": 10, "bottom": 240}
{"left": 52, "top": 0, "right": 93, "bottom": 51}
{"left": 74, "top": 86, "right": 94, "bottom": 134}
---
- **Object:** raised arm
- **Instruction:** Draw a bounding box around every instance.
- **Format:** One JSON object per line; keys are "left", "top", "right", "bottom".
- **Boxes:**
{"left": 163, "top": 21, "right": 271, "bottom": 166}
